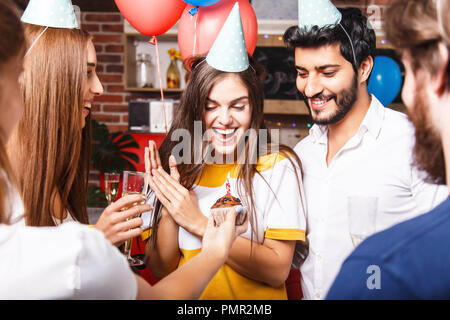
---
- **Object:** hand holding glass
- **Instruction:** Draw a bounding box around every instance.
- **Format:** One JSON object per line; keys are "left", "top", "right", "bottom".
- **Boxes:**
{"left": 348, "top": 196, "right": 378, "bottom": 247}
{"left": 122, "top": 171, "right": 149, "bottom": 267}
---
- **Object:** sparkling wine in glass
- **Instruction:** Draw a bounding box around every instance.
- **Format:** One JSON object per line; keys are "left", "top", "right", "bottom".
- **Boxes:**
{"left": 104, "top": 172, "right": 120, "bottom": 205}
{"left": 348, "top": 196, "right": 378, "bottom": 247}
{"left": 122, "top": 171, "right": 149, "bottom": 267}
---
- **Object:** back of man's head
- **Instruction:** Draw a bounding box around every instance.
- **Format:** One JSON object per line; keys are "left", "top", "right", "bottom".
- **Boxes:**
{"left": 283, "top": 7, "right": 376, "bottom": 72}
{"left": 385, "top": 0, "right": 449, "bottom": 90}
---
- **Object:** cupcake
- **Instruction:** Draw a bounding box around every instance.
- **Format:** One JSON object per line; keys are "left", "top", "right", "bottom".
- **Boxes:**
{"left": 210, "top": 194, "right": 247, "bottom": 226}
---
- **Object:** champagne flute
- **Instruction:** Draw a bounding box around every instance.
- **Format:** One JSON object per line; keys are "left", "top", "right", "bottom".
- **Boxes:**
{"left": 348, "top": 196, "right": 378, "bottom": 247}
{"left": 104, "top": 172, "right": 120, "bottom": 205}
{"left": 122, "top": 171, "right": 149, "bottom": 267}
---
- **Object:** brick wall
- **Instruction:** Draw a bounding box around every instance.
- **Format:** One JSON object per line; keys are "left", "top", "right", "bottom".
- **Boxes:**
{"left": 82, "top": 12, "right": 169, "bottom": 186}
{"left": 81, "top": 12, "right": 127, "bottom": 186}
{"left": 81, "top": 12, "right": 129, "bottom": 133}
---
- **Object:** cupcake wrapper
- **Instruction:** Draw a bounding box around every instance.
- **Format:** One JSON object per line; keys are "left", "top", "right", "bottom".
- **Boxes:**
{"left": 210, "top": 205, "right": 247, "bottom": 226}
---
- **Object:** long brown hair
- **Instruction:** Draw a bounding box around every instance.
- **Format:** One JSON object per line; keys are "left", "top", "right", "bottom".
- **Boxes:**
{"left": 150, "top": 55, "right": 305, "bottom": 247}
{"left": 7, "top": 24, "right": 91, "bottom": 226}
{"left": 0, "top": 0, "right": 26, "bottom": 224}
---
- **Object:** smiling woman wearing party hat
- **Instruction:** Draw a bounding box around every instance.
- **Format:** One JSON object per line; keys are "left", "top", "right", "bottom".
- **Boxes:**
{"left": 283, "top": 0, "right": 448, "bottom": 300}
{"left": 6, "top": 0, "right": 152, "bottom": 247}
{"left": 144, "top": 2, "right": 307, "bottom": 300}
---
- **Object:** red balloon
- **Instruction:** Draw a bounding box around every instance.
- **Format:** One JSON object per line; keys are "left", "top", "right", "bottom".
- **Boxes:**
{"left": 178, "top": 0, "right": 258, "bottom": 60}
{"left": 115, "top": 0, "right": 186, "bottom": 37}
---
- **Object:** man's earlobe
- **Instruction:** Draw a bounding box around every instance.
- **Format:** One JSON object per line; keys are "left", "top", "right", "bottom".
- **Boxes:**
{"left": 435, "top": 42, "right": 449, "bottom": 95}
{"left": 359, "top": 56, "right": 374, "bottom": 84}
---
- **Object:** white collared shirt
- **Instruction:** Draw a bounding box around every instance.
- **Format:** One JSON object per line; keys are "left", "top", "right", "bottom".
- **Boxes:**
{"left": 295, "top": 95, "right": 448, "bottom": 300}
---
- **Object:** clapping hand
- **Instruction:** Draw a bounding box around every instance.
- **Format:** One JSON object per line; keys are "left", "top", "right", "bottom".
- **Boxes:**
{"left": 145, "top": 141, "right": 207, "bottom": 237}
{"left": 149, "top": 156, "right": 208, "bottom": 237}
{"left": 145, "top": 140, "right": 180, "bottom": 181}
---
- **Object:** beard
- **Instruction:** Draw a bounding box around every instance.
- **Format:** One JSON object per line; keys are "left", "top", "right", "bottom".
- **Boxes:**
{"left": 407, "top": 87, "right": 446, "bottom": 185}
{"left": 303, "top": 73, "right": 359, "bottom": 126}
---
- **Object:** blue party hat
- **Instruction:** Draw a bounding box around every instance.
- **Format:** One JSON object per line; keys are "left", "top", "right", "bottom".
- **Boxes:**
{"left": 206, "top": 2, "right": 249, "bottom": 72}
{"left": 21, "top": 0, "right": 79, "bottom": 29}
{"left": 298, "top": 0, "right": 341, "bottom": 31}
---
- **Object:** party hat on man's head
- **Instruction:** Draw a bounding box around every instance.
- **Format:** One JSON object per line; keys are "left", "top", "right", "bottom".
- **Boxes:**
{"left": 21, "top": 0, "right": 79, "bottom": 29}
{"left": 206, "top": 2, "right": 249, "bottom": 73}
{"left": 298, "top": 0, "right": 341, "bottom": 31}
{"left": 298, "top": 0, "right": 357, "bottom": 66}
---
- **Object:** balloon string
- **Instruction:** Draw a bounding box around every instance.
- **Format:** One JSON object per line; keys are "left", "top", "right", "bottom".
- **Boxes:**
{"left": 151, "top": 36, "right": 168, "bottom": 136}
{"left": 193, "top": 12, "right": 199, "bottom": 56}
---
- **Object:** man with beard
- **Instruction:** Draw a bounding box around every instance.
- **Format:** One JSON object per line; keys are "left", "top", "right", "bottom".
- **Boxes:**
{"left": 326, "top": 0, "right": 450, "bottom": 300}
{"left": 283, "top": 2, "right": 448, "bottom": 300}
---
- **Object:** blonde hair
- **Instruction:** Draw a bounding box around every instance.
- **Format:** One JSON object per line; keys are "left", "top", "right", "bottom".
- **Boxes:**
{"left": 0, "top": 0, "right": 25, "bottom": 224}
{"left": 7, "top": 24, "right": 92, "bottom": 226}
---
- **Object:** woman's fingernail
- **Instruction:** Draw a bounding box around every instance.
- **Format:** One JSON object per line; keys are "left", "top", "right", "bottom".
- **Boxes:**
{"left": 235, "top": 205, "right": 243, "bottom": 213}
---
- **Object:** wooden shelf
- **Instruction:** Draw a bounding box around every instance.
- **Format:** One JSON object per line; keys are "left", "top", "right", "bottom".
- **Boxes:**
{"left": 124, "top": 87, "right": 184, "bottom": 93}
{"left": 388, "top": 103, "right": 406, "bottom": 113}
{"left": 264, "top": 99, "right": 309, "bottom": 115}
{"left": 263, "top": 100, "right": 406, "bottom": 115}
{"left": 123, "top": 29, "right": 186, "bottom": 92}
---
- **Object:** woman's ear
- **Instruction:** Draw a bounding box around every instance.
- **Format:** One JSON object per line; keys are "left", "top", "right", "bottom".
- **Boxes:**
{"left": 358, "top": 55, "right": 374, "bottom": 84}
{"left": 434, "top": 42, "right": 449, "bottom": 96}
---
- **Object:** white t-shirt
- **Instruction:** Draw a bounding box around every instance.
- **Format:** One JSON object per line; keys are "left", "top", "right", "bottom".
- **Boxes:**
{"left": 1, "top": 190, "right": 137, "bottom": 299}
{"left": 143, "top": 153, "right": 307, "bottom": 300}
{"left": 296, "top": 95, "right": 448, "bottom": 300}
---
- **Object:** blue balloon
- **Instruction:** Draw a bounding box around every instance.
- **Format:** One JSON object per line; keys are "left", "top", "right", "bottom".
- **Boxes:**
{"left": 183, "top": 0, "right": 221, "bottom": 7}
{"left": 368, "top": 56, "right": 403, "bottom": 106}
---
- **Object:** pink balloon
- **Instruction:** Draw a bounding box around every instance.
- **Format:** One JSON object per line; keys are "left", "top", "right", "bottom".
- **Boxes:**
{"left": 115, "top": 0, "right": 186, "bottom": 37}
{"left": 178, "top": 0, "right": 258, "bottom": 61}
